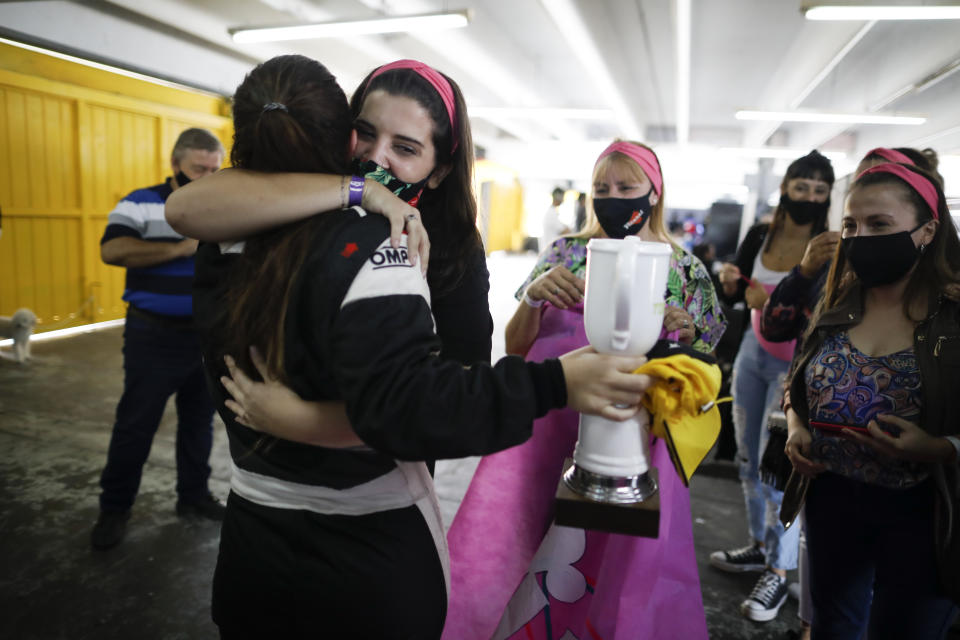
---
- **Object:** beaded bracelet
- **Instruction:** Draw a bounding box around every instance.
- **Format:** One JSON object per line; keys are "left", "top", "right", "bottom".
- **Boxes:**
{"left": 339, "top": 176, "right": 348, "bottom": 209}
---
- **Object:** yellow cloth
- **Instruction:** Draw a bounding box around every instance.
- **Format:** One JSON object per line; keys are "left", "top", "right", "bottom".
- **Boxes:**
{"left": 634, "top": 354, "right": 723, "bottom": 486}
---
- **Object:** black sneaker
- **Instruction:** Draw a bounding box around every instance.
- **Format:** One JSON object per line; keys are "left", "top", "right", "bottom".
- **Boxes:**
{"left": 709, "top": 542, "right": 766, "bottom": 572}
{"left": 91, "top": 510, "right": 131, "bottom": 550}
{"left": 176, "top": 493, "right": 226, "bottom": 521}
{"left": 740, "top": 570, "right": 789, "bottom": 622}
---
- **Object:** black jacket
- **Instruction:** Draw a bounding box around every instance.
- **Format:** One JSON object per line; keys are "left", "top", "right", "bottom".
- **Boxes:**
{"left": 789, "top": 287, "right": 960, "bottom": 603}
{"left": 195, "top": 208, "right": 567, "bottom": 490}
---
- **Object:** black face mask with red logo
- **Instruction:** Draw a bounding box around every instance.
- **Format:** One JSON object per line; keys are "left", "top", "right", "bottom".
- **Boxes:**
{"left": 593, "top": 188, "right": 654, "bottom": 239}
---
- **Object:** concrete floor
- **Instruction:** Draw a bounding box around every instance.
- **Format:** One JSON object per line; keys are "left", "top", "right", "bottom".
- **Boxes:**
{"left": 0, "top": 254, "right": 944, "bottom": 640}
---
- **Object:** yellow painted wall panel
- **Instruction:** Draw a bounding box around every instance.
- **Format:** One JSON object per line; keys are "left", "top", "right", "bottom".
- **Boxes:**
{"left": 0, "top": 46, "right": 232, "bottom": 329}
{"left": 6, "top": 89, "right": 30, "bottom": 208}
{"left": 0, "top": 217, "right": 19, "bottom": 312}
{"left": 0, "top": 89, "right": 9, "bottom": 206}
{"left": 25, "top": 93, "right": 49, "bottom": 210}
{"left": 0, "top": 42, "right": 230, "bottom": 117}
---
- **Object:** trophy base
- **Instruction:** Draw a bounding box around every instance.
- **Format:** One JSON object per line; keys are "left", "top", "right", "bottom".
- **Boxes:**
{"left": 555, "top": 459, "right": 660, "bottom": 538}
{"left": 563, "top": 461, "right": 659, "bottom": 503}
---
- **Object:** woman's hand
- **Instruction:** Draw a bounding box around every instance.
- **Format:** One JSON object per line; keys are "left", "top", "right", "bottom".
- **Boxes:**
{"left": 558, "top": 346, "right": 653, "bottom": 421}
{"left": 663, "top": 305, "right": 695, "bottom": 344}
{"left": 744, "top": 279, "right": 769, "bottom": 310}
{"left": 222, "top": 350, "right": 310, "bottom": 433}
{"left": 220, "top": 348, "right": 362, "bottom": 448}
{"left": 843, "top": 414, "right": 956, "bottom": 463}
{"left": 524, "top": 266, "right": 585, "bottom": 310}
{"left": 799, "top": 231, "right": 840, "bottom": 278}
{"left": 785, "top": 410, "right": 826, "bottom": 478}
{"left": 361, "top": 180, "right": 430, "bottom": 275}
{"left": 717, "top": 263, "right": 740, "bottom": 296}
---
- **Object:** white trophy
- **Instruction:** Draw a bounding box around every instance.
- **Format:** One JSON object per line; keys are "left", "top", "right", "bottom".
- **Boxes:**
{"left": 563, "top": 236, "right": 673, "bottom": 504}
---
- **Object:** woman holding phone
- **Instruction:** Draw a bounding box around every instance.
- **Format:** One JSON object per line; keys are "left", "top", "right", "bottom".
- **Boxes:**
{"left": 785, "top": 162, "right": 960, "bottom": 639}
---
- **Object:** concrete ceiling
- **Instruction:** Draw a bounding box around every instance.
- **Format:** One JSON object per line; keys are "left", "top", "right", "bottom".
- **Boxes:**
{"left": 3, "top": 0, "right": 959, "bottom": 204}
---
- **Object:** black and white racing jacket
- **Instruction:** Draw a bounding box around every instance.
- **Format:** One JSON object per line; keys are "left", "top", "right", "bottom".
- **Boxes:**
{"left": 194, "top": 206, "right": 567, "bottom": 507}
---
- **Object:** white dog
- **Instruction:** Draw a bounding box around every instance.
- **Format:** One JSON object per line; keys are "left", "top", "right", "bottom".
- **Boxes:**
{"left": 0, "top": 308, "right": 38, "bottom": 363}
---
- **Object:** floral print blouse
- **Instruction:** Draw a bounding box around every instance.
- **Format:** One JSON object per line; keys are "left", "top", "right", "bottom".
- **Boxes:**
{"left": 514, "top": 237, "right": 727, "bottom": 353}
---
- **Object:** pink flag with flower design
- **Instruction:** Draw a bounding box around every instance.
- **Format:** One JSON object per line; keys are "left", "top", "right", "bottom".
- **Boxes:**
{"left": 443, "top": 304, "right": 707, "bottom": 640}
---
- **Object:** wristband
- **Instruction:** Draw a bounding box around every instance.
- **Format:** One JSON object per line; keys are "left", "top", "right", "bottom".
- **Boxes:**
{"left": 348, "top": 176, "right": 365, "bottom": 207}
{"left": 523, "top": 292, "right": 544, "bottom": 308}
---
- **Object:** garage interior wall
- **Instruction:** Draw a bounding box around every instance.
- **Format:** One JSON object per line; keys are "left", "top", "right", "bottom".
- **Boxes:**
{"left": 0, "top": 41, "right": 232, "bottom": 331}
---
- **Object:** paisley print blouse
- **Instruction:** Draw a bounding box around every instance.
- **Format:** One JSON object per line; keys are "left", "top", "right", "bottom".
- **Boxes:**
{"left": 804, "top": 330, "right": 928, "bottom": 488}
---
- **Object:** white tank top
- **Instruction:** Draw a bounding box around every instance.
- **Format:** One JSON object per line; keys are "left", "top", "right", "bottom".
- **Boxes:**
{"left": 751, "top": 249, "right": 791, "bottom": 286}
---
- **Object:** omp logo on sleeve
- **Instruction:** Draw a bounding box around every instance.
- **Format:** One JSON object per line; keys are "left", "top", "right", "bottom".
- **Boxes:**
{"left": 370, "top": 243, "right": 412, "bottom": 270}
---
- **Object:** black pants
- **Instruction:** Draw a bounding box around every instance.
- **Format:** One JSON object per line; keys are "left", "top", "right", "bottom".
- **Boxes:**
{"left": 213, "top": 492, "right": 447, "bottom": 639}
{"left": 99, "top": 315, "right": 215, "bottom": 512}
{"left": 805, "top": 473, "right": 958, "bottom": 640}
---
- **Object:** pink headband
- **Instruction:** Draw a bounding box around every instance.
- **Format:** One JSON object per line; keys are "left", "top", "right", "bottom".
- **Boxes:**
{"left": 368, "top": 59, "right": 458, "bottom": 153}
{"left": 859, "top": 162, "right": 939, "bottom": 220}
{"left": 595, "top": 141, "right": 663, "bottom": 196}
{"left": 864, "top": 147, "right": 914, "bottom": 166}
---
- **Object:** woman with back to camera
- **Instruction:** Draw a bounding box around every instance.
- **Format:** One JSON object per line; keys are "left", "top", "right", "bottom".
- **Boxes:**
{"left": 168, "top": 58, "right": 493, "bottom": 368}
{"left": 785, "top": 162, "right": 960, "bottom": 639}
{"left": 710, "top": 151, "right": 836, "bottom": 623}
{"left": 194, "top": 55, "right": 652, "bottom": 639}
{"left": 440, "top": 140, "right": 726, "bottom": 640}
{"left": 171, "top": 57, "right": 498, "bottom": 476}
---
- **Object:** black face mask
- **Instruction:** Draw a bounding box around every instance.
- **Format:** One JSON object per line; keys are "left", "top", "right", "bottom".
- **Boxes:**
{"left": 780, "top": 193, "right": 829, "bottom": 226}
{"left": 842, "top": 223, "right": 924, "bottom": 288}
{"left": 351, "top": 159, "right": 429, "bottom": 207}
{"left": 593, "top": 189, "right": 654, "bottom": 239}
{"left": 174, "top": 171, "right": 192, "bottom": 188}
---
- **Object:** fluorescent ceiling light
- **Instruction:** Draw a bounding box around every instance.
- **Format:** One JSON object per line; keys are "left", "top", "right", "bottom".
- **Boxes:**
{"left": 230, "top": 11, "right": 470, "bottom": 43}
{"left": 721, "top": 147, "right": 847, "bottom": 161}
{"left": 735, "top": 110, "right": 925, "bottom": 125}
{"left": 469, "top": 107, "right": 614, "bottom": 120}
{"left": 804, "top": 5, "right": 960, "bottom": 20}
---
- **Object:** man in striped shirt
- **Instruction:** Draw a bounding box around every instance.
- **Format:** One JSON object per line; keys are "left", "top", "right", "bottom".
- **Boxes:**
{"left": 92, "top": 128, "right": 225, "bottom": 550}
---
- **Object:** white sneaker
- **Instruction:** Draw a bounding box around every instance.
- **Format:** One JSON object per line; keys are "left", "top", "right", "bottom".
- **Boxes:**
{"left": 740, "top": 570, "right": 789, "bottom": 622}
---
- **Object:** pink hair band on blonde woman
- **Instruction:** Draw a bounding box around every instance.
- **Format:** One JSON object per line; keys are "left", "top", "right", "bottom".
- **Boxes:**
{"left": 595, "top": 141, "right": 663, "bottom": 196}
{"left": 865, "top": 147, "right": 915, "bottom": 166}
{"left": 860, "top": 162, "right": 939, "bottom": 220}
{"left": 369, "top": 59, "right": 458, "bottom": 152}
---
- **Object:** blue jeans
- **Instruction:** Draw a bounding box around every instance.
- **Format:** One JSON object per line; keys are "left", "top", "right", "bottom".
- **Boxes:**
{"left": 98, "top": 315, "right": 216, "bottom": 512}
{"left": 806, "top": 472, "right": 958, "bottom": 640}
{"left": 732, "top": 327, "right": 798, "bottom": 570}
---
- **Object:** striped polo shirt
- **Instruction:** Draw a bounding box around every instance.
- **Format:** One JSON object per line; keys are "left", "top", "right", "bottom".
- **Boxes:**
{"left": 100, "top": 180, "right": 194, "bottom": 317}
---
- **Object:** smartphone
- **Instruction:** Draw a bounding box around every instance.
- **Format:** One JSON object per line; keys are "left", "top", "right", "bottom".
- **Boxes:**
{"left": 809, "top": 420, "right": 869, "bottom": 435}
{"left": 810, "top": 419, "right": 902, "bottom": 437}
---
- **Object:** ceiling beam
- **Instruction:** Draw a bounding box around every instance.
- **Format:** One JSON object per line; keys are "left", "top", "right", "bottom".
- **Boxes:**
{"left": 742, "top": 20, "right": 873, "bottom": 147}
{"left": 540, "top": 0, "right": 644, "bottom": 139}
{"left": 352, "top": 0, "right": 581, "bottom": 142}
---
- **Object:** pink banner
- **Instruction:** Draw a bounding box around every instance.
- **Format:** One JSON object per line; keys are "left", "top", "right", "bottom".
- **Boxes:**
{"left": 443, "top": 303, "right": 707, "bottom": 640}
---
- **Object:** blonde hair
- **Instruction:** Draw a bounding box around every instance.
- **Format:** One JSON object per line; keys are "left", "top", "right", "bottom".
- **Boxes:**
{"left": 569, "top": 140, "right": 674, "bottom": 247}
